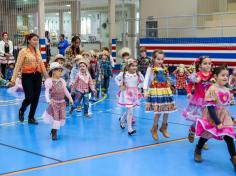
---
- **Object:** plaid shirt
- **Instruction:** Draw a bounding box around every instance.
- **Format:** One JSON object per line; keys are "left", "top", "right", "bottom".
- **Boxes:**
{"left": 138, "top": 57, "right": 150, "bottom": 76}
{"left": 71, "top": 71, "right": 95, "bottom": 93}
{"left": 99, "top": 59, "right": 113, "bottom": 78}
{"left": 11, "top": 48, "right": 47, "bottom": 83}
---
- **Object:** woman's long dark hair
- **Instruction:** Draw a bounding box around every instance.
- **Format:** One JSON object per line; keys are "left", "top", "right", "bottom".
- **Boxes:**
{"left": 195, "top": 56, "right": 210, "bottom": 72}
{"left": 71, "top": 36, "right": 81, "bottom": 55}
{"left": 213, "top": 64, "right": 228, "bottom": 76}
{"left": 27, "top": 33, "right": 39, "bottom": 46}
{"left": 27, "top": 33, "right": 39, "bottom": 53}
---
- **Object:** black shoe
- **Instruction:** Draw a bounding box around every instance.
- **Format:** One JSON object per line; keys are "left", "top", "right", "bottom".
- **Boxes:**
{"left": 128, "top": 129, "right": 136, "bottom": 135}
{"left": 19, "top": 109, "right": 24, "bottom": 122}
{"left": 69, "top": 107, "right": 75, "bottom": 114}
{"left": 28, "top": 118, "right": 38, "bottom": 125}
{"left": 51, "top": 129, "right": 57, "bottom": 141}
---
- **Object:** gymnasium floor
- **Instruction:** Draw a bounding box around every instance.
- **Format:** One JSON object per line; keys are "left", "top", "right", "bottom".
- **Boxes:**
{"left": 0, "top": 79, "right": 235, "bottom": 176}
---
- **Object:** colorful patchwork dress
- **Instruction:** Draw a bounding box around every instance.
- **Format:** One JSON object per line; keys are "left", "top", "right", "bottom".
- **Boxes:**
{"left": 195, "top": 85, "right": 236, "bottom": 140}
{"left": 143, "top": 66, "right": 176, "bottom": 113}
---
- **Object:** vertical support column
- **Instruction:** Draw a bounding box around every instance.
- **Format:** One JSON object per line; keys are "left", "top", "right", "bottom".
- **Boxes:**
{"left": 38, "top": 0, "right": 45, "bottom": 38}
{"left": 108, "top": 0, "right": 116, "bottom": 51}
{"left": 218, "top": 0, "right": 228, "bottom": 12}
{"left": 127, "top": 3, "right": 136, "bottom": 57}
{"left": 121, "top": 0, "right": 126, "bottom": 47}
{"left": 71, "top": 0, "right": 81, "bottom": 36}
{"left": 59, "top": 11, "right": 64, "bottom": 35}
{"left": 38, "top": 0, "right": 46, "bottom": 61}
{"left": 7, "top": 10, "right": 17, "bottom": 40}
{"left": 33, "top": 12, "right": 38, "bottom": 34}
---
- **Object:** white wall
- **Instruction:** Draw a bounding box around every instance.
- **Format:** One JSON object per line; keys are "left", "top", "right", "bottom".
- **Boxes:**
{"left": 140, "top": 0, "right": 197, "bottom": 38}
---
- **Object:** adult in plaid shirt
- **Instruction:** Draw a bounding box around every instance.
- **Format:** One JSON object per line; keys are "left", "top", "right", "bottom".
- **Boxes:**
{"left": 10, "top": 33, "right": 47, "bottom": 124}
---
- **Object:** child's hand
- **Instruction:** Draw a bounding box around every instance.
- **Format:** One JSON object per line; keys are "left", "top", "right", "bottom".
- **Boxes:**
{"left": 230, "top": 100, "right": 235, "bottom": 106}
{"left": 187, "top": 93, "right": 192, "bottom": 99}
{"left": 144, "top": 90, "right": 148, "bottom": 98}
{"left": 210, "top": 78, "right": 216, "bottom": 83}
{"left": 49, "top": 100, "right": 54, "bottom": 105}
{"left": 70, "top": 100, "right": 74, "bottom": 105}
{"left": 120, "top": 85, "right": 126, "bottom": 91}
{"left": 196, "top": 76, "right": 201, "bottom": 83}
{"left": 233, "top": 119, "right": 236, "bottom": 126}
{"left": 93, "top": 90, "right": 97, "bottom": 96}
{"left": 217, "top": 123, "right": 223, "bottom": 129}
{"left": 98, "top": 75, "right": 101, "bottom": 82}
{"left": 9, "top": 81, "right": 15, "bottom": 87}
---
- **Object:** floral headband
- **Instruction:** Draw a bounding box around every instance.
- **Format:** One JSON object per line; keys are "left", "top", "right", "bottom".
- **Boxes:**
{"left": 195, "top": 58, "right": 200, "bottom": 63}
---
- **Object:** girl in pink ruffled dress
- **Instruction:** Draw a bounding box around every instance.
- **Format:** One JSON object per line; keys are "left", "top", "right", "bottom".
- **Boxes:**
{"left": 115, "top": 58, "right": 144, "bottom": 135}
{"left": 43, "top": 62, "right": 73, "bottom": 141}
{"left": 8, "top": 73, "right": 23, "bottom": 93}
{"left": 182, "top": 56, "right": 213, "bottom": 146}
{"left": 194, "top": 65, "right": 236, "bottom": 171}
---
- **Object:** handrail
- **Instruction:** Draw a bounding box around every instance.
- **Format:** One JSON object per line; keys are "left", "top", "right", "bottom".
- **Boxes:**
{"left": 128, "top": 11, "right": 236, "bottom": 21}
{"left": 142, "top": 25, "right": 236, "bottom": 30}
{"left": 124, "top": 11, "right": 236, "bottom": 38}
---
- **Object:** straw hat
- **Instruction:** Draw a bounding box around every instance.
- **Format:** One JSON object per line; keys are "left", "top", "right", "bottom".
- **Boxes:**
{"left": 73, "top": 54, "right": 83, "bottom": 63}
{"left": 81, "top": 51, "right": 91, "bottom": 57}
{"left": 118, "top": 47, "right": 131, "bottom": 58}
{"left": 78, "top": 58, "right": 89, "bottom": 67}
{"left": 49, "top": 62, "right": 63, "bottom": 73}
{"left": 53, "top": 54, "right": 65, "bottom": 62}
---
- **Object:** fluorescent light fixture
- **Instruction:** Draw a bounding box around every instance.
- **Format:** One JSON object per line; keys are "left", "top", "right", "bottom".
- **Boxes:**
{"left": 66, "top": 4, "right": 71, "bottom": 7}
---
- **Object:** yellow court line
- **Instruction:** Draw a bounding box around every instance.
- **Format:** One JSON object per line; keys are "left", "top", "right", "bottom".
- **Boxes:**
{"left": 0, "top": 94, "right": 108, "bottom": 127}
{"left": 2, "top": 138, "right": 187, "bottom": 176}
{"left": 90, "top": 94, "right": 107, "bottom": 106}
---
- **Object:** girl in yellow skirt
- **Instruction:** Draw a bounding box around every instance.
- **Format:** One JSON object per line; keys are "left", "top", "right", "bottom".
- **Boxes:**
{"left": 143, "top": 50, "right": 176, "bottom": 141}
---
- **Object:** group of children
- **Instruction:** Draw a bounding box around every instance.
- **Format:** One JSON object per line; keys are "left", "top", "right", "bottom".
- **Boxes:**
{"left": 2, "top": 41, "right": 236, "bottom": 171}
{"left": 114, "top": 49, "right": 236, "bottom": 171}
{"left": 41, "top": 48, "right": 115, "bottom": 140}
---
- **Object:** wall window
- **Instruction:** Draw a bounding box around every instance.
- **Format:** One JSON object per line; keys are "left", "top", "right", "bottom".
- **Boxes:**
{"left": 81, "top": 16, "right": 91, "bottom": 35}
{"left": 146, "top": 21, "right": 158, "bottom": 38}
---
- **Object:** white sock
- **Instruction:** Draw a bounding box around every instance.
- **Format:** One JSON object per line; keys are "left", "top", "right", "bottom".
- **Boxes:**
{"left": 127, "top": 108, "right": 133, "bottom": 132}
{"left": 121, "top": 111, "right": 127, "bottom": 123}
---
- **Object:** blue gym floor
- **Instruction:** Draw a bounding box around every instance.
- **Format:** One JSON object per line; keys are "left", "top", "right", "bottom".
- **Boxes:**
{"left": 0, "top": 79, "right": 235, "bottom": 176}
